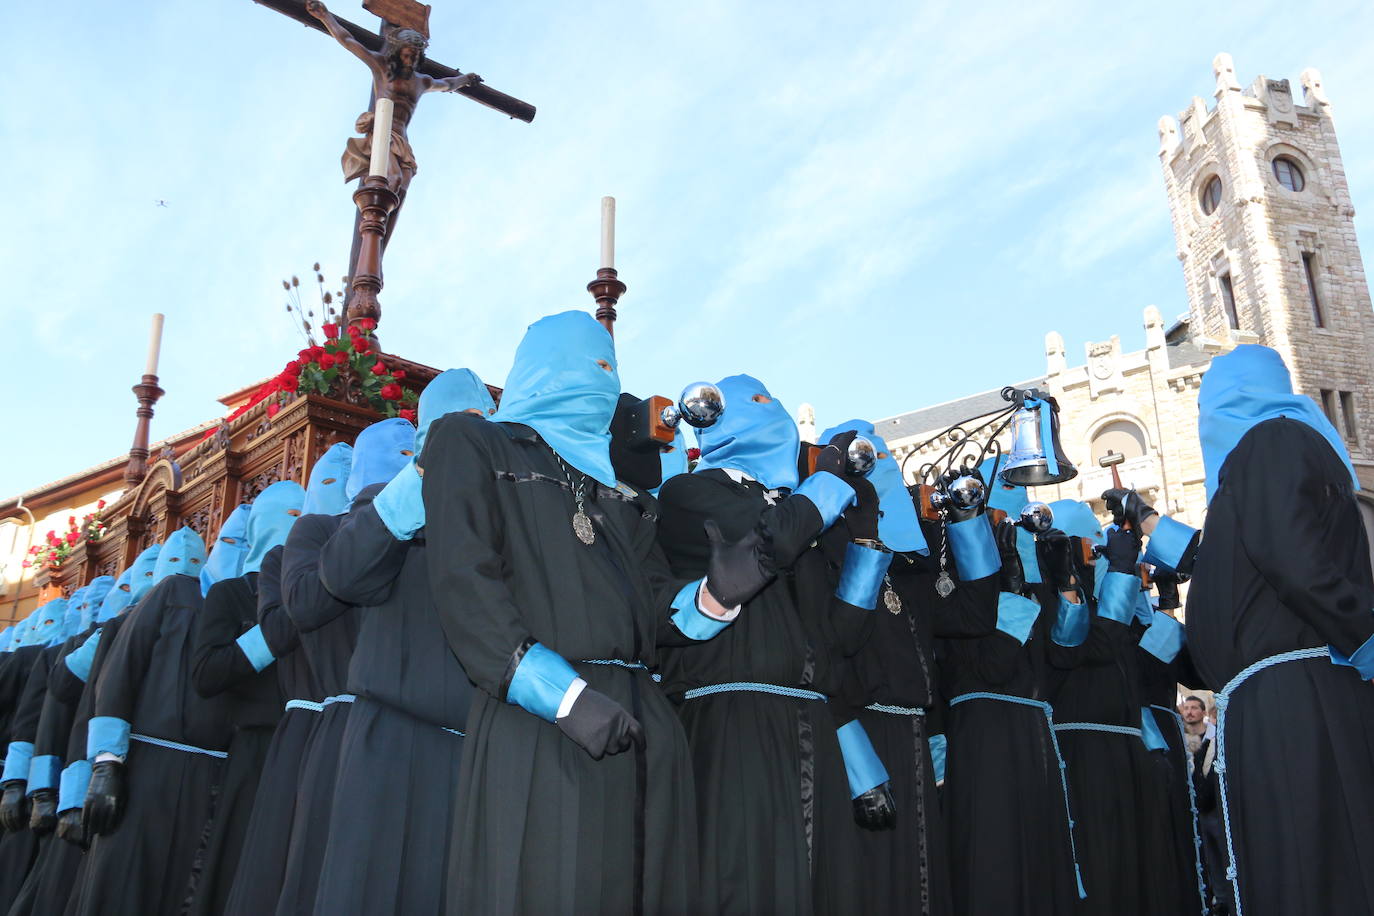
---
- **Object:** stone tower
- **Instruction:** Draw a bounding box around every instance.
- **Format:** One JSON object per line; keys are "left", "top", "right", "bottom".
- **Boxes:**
{"left": 1158, "top": 54, "right": 1374, "bottom": 484}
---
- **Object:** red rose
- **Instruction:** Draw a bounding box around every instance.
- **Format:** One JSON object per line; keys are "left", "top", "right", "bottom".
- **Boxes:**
{"left": 398, "top": 407, "right": 417, "bottom": 423}
{"left": 390, "top": 369, "right": 406, "bottom": 380}
{"left": 347, "top": 324, "right": 362, "bottom": 338}
{"left": 20, "top": 560, "right": 30, "bottom": 569}
{"left": 297, "top": 348, "right": 315, "bottom": 362}
{"left": 358, "top": 317, "right": 378, "bottom": 331}
{"left": 46, "top": 531, "right": 59, "bottom": 546}
{"left": 65, "top": 531, "right": 80, "bottom": 546}
{"left": 285, "top": 360, "right": 304, "bottom": 377}
{"left": 97, "top": 499, "right": 106, "bottom": 509}
{"left": 371, "top": 360, "right": 388, "bottom": 376}
{"left": 317, "top": 352, "right": 335, "bottom": 370}
{"left": 379, "top": 382, "right": 403, "bottom": 401}
{"left": 687, "top": 448, "right": 701, "bottom": 461}
{"left": 278, "top": 374, "right": 299, "bottom": 393}
{"left": 322, "top": 322, "right": 339, "bottom": 339}
{"left": 267, "top": 402, "right": 281, "bottom": 418}
{"left": 352, "top": 336, "right": 371, "bottom": 353}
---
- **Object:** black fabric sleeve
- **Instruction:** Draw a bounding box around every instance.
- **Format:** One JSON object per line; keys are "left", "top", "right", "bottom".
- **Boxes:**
{"left": 47, "top": 634, "right": 90, "bottom": 705}
{"left": 318, "top": 499, "right": 410, "bottom": 607}
{"left": 256, "top": 551, "right": 301, "bottom": 657}
{"left": 8, "top": 649, "right": 55, "bottom": 746}
{"left": 92, "top": 579, "right": 173, "bottom": 722}
{"left": 192, "top": 579, "right": 258, "bottom": 698}
{"left": 282, "top": 521, "right": 352, "bottom": 635}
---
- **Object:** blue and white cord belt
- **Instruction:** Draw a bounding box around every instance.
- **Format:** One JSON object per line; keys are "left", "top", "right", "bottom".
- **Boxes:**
{"left": 865, "top": 703, "right": 925, "bottom": 716}
{"left": 1150, "top": 704, "right": 1208, "bottom": 915}
{"left": 1213, "top": 646, "right": 1328, "bottom": 916}
{"left": 322, "top": 694, "right": 356, "bottom": 707}
{"left": 1052, "top": 722, "right": 1143, "bottom": 738}
{"left": 284, "top": 699, "right": 324, "bottom": 713}
{"left": 579, "top": 659, "right": 663, "bottom": 683}
{"left": 683, "top": 682, "right": 828, "bottom": 702}
{"left": 131, "top": 734, "right": 228, "bottom": 760}
{"left": 948, "top": 691, "right": 1087, "bottom": 899}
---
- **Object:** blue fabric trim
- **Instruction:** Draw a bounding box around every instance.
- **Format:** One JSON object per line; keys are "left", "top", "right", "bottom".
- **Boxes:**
{"left": 86, "top": 716, "right": 131, "bottom": 759}
{"left": 995, "top": 592, "right": 1040, "bottom": 645}
{"left": 1140, "top": 610, "right": 1186, "bottom": 663}
{"left": 1, "top": 742, "right": 34, "bottom": 784}
{"left": 836, "top": 542, "right": 892, "bottom": 610}
{"left": 374, "top": 464, "right": 426, "bottom": 540}
{"left": 1097, "top": 571, "right": 1141, "bottom": 625}
{"left": 670, "top": 579, "right": 733, "bottom": 641}
{"left": 947, "top": 515, "right": 999, "bottom": 581}
{"left": 64, "top": 629, "right": 101, "bottom": 682}
{"left": 837, "top": 719, "right": 890, "bottom": 798}
{"left": 865, "top": 703, "right": 924, "bottom": 715}
{"left": 793, "top": 471, "right": 856, "bottom": 529}
{"left": 1140, "top": 708, "right": 1169, "bottom": 751}
{"left": 1016, "top": 526, "right": 1042, "bottom": 584}
{"left": 1051, "top": 595, "right": 1090, "bottom": 647}
{"left": 929, "top": 733, "right": 947, "bottom": 784}
{"left": 131, "top": 734, "right": 228, "bottom": 759}
{"left": 235, "top": 625, "right": 275, "bottom": 673}
{"left": 1330, "top": 630, "right": 1374, "bottom": 680}
{"left": 506, "top": 642, "right": 580, "bottom": 723}
{"left": 682, "top": 682, "right": 827, "bottom": 701}
{"left": 1143, "top": 515, "right": 1197, "bottom": 572}
{"left": 1025, "top": 397, "right": 1059, "bottom": 477}
{"left": 58, "top": 760, "right": 91, "bottom": 813}
{"left": 26, "top": 754, "right": 60, "bottom": 794}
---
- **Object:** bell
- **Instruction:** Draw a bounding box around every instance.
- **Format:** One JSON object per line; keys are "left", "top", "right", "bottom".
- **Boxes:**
{"left": 1018, "top": 501, "right": 1055, "bottom": 534}
{"left": 1000, "top": 398, "right": 1077, "bottom": 487}
{"left": 661, "top": 382, "right": 726, "bottom": 430}
{"left": 846, "top": 436, "right": 877, "bottom": 478}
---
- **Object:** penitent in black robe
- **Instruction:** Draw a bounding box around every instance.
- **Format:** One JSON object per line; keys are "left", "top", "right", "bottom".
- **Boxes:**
{"left": 424, "top": 416, "right": 703, "bottom": 916}
{"left": 656, "top": 469, "right": 859, "bottom": 916}
{"left": 314, "top": 486, "right": 470, "bottom": 915}
{"left": 1186, "top": 418, "right": 1374, "bottom": 916}
{"left": 0, "top": 647, "right": 56, "bottom": 911}
{"left": 71, "top": 573, "right": 232, "bottom": 916}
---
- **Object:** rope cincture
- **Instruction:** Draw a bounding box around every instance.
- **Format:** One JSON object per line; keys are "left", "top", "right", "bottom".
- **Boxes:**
{"left": 130, "top": 733, "right": 228, "bottom": 760}
{"left": 865, "top": 702, "right": 925, "bottom": 716}
{"left": 1051, "top": 722, "right": 1143, "bottom": 738}
{"left": 683, "top": 682, "right": 827, "bottom": 702}
{"left": 949, "top": 691, "right": 1087, "bottom": 900}
{"left": 284, "top": 699, "right": 324, "bottom": 713}
{"left": 1213, "top": 646, "right": 1329, "bottom": 916}
{"left": 322, "top": 694, "right": 356, "bottom": 707}
{"left": 579, "top": 659, "right": 663, "bottom": 683}
{"left": 1151, "top": 704, "right": 1209, "bottom": 916}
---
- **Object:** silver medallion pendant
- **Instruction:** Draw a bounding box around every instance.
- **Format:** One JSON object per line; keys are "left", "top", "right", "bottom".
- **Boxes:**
{"left": 935, "top": 571, "right": 956, "bottom": 599}
{"left": 572, "top": 509, "right": 596, "bottom": 545}
{"left": 883, "top": 587, "right": 903, "bottom": 615}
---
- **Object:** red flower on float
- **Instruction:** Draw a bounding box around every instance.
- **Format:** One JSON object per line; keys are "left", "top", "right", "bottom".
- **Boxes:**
{"left": 347, "top": 324, "right": 362, "bottom": 338}
{"left": 65, "top": 531, "right": 80, "bottom": 546}
{"left": 283, "top": 360, "right": 303, "bottom": 377}
{"left": 97, "top": 499, "right": 106, "bottom": 510}
{"left": 322, "top": 322, "right": 339, "bottom": 339}
{"left": 267, "top": 402, "right": 281, "bottom": 418}
{"left": 390, "top": 369, "right": 406, "bottom": 380}
{"left": 352, "top": 336, "right": 371, "bottom": 353}
{"left": 687, "top": 448, "right": 701, "bottom": 461}
{"left": 379, "top": 382, "right": 403, "bottom": 401}
{"left": 357, "top": 317, "right": 378, "bottom": 331}
{"left": 278, "top": 374, "right": 299, "bottom": 393}
{"left": 317, "top": 352, "right": 335, "bottom": 370}
{"left": 371, "top": 360, "right": 388, "bottom": 376}
{"left": 398, "top": 408, "right": 417, "bottom": 423}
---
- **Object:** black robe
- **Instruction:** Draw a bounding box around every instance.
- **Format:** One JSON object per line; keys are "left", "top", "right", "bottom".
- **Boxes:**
{"left": 313, "top": 487, "right": 469, "bottom": 915}
{"left": 423, "top": 416, "right": 701, "bottom": 916}
{"left": 656, "top": 469, "right": 858, "bottom": 916}
{"left": 70, "top": 574, "right": 232, "bottom": 916}
{"left": 1186, "top": 417, "right": 1374, "bottom": 915}
{"left": 0, "top": 647, "right": 56, "bottom": 911}
{"left": 224, "top": 548, "right": 322, "bottom": 916}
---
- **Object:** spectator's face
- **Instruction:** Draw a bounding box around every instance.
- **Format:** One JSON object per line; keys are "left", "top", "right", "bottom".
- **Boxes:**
{"left": 1181, "top": 700, "right": 1205, "bottom": 724}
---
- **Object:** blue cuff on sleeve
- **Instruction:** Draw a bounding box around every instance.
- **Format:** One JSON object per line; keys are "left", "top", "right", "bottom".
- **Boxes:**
{"left": 929, "top": 734, "right": 947, "bottom": 785}
{"left": 1097, "top": 571, "right": 1141, "bottom": 626}
{"left": 1143, "top": 515, "right": 1197, "bottom": 573}
{"left": 374, "top": 464, "right": 426, "bottom": 540}
{"left": 670, "top": 579, "right": 734, "bottom": 641}
{"left": 1, "top": 742, "right": 34, "bottom": 784}
{"left": 236, "top": 625, "right": 276, "bottom": 673}
{"left": 27, "top": 754, "right": 61, "bottom": 794}
{"left": 64, "top": 630, "right": 102, "bottom": 683}
{"left": 86, "top": 717, "right": 131, "bottom": 759}
{"left": 1140, "top": 708, "right": 1170, "bottom": 752}
{"left": 58, "top": 760, "right": 91, "bottom": 813}
{"left": 793, "top": 471, "right": 857, "bottom": 529}
{"left": 1051, "top": 595, "right": 1090, "bottom": 647}
{"left": 836, "top": 542, "right": 893, "bottom": 610}
{"left": 837, "top": 719, "right": 890, "bottom": 798}
{"left": 1016, "top": 527, "right": 1043, "bottom": 584}
{"left": 1139, "top": 610, "right": 1185, "bottom": 663}
{"left": 995, "top": 592, "right": 1041, "bottom": 645}
{"left": 506, "top": 643, "right": 580, "bottom": 724}
{"left": 947, "top": 516, "right": 1000, "bottom": 581}
{"left": 1330, "top": 631, "right": 1374, "bottom": 680}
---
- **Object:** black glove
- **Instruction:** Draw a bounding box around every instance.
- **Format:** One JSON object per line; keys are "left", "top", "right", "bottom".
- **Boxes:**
{"left": 1103, "top": 525, "right": 1141, "bottom": 576}
{"left": 0, "top": 781, "right": 28, "bottom": 832}
{"left": 936, "top": 467, "right": 986, "bottom": 523}
{"left": 843, "top": 478, "right": 881, "bottom": 542}
{"left": 1101, "top": 488, "right": 1158, "bottom": 532}
{"left": 556, "top": 687, "right": 645, "bottom": 761}
{"left": 28, "top": 788, "right": 57, "bottom": 836}
{"left": 1154, "top": 570, "right": 1182, "bottom": 611}
{"left": 852, "top": 783, "right": 897, "bottom": 831}
{"left": 704, "top": 519, "right": 776, "bottom": 608}
{"left": 813, "top": 430, "right": 859, "bottom": 480}
{"left": 56, "top": 808, "right": 88, "bottom": 849}
{"left": 994, "top": 519, "right": 1025, "bottom": 595}
{"left": 1037, "top": 529, "right": 1078, "bottom": 592}
{"left": 82, "top": 760, "right": 126, "bottom": 837}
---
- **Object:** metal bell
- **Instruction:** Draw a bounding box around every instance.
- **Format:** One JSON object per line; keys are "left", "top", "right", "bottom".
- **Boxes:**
{"left": 660, "top": 382, "right": 726, "bottom": 430}
{"left": 1018, "top": 501, "right": 1055, "bottom": 534}
{"left": 1000, "top": 399, "right": 1078, "bottom": 487}
{"left": 846, "top": 436, "right": 877, "bottom": 478}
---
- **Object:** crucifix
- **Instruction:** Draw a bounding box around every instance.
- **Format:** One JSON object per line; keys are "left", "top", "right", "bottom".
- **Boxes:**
{"left": 254, "top": 0, "right": 536, "bottom": 333}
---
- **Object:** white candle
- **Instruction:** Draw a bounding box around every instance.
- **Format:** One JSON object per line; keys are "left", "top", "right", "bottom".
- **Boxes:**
{"left": 600, "top": 196, "right": 616, "bottom": 270}
{"left": 369, "top": 98, "right": 395, "bottom": 178}
{"left": 144, "top": 313, "right": 165, "bottom": 377}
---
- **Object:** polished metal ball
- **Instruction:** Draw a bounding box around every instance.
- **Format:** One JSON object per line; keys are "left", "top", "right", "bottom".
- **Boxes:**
{"left": 660, "top": 403, "right": 682, "bottom": 429}
{"left": 678, "top": 382, "right": 726, "bottom": 429}
{"left": 1019, "top": 501, "right": 1055, "bottom": 534}
{"left": 846, "top": 436, "right": 878, "bottom": 478}
{"left": 946, "top": 474, "right": 986, "bottom": 511}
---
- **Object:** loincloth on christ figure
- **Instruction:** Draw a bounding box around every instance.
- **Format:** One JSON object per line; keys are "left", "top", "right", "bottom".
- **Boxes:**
{"left": 342, "top": 110, "right": 417, "bottom": 184}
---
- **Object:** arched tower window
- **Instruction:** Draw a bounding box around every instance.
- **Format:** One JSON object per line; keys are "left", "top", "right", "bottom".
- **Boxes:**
{"left": 1090, "top": 419, "right": 1148, "bottom": 463}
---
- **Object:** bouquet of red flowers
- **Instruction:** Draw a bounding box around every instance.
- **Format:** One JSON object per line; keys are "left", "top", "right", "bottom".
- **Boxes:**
{"left": 25, "top": 499, "right": 106, "bottom": 569}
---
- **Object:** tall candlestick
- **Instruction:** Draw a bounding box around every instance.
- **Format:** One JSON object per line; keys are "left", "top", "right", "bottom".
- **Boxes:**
{"left": 144, "top": 313, "right": 165, "bottom": 377}
{"left": 600, "top": 196, "right": 616, "bottom": 269}
{"left": 369, "top": 98, "right": 395, "bottom": 178}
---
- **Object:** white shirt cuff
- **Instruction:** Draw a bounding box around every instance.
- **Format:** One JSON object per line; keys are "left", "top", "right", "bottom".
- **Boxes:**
{"left": 555, "top": 677, "right": 588, "bottom": 720}
{"left": 697, "top": 582, "right": 741, "bottom": 621}
{"left": 94, "top": 752, "right": 124, "bottom": 764}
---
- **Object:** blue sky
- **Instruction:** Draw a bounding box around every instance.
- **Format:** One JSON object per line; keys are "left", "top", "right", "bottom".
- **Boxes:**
{"left": 5, "top": 0, "right": 1374, "bottom": 496}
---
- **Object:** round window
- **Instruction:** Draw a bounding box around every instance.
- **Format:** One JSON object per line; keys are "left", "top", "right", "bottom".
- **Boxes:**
{"left": 1200, "top": 176, "right": 1223, "bottom": 215}
{"left": 1273, "top": 156, "right": 1305, "bottom": 192}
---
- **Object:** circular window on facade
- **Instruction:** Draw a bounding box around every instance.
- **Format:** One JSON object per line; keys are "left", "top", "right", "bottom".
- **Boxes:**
{"left": 1273, "top": 156, "right": 1306, "bottom": 192}
{"left": 1200, "top": 175, "right": 1223, "bottom": 215}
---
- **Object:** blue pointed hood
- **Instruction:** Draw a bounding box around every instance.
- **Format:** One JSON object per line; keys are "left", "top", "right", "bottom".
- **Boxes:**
{"left": 302, "top": 444, "right": 353, "bottom": 517}
{"left": 652, "top": 428, "right": 690, "bottom": 498}
{"left": 76, "top": 576, "right": 115, "bottom": 632}
{"left": 0, "top": 627, "right": 11, "bottom": 652}
{"left": 153, "top": 527, "right": 208, "bottom": 583}
{"left": 417, "top": 369, "right": 496, "bottom": 457}
{"left": 29, "top": 599, "right": 67, "bottom": 647}
{"left": 1047, "top": 499, "right": 1106, "bottom": 546}
{"left": 347, "top": 419, "right": 416, "bottom": 502}
{"left": 128, "top": 543, "right": 163, "bottom": 604}
{"left": 695, "top": 375, "right": 800, "bottom": 491}
{"left": 63, "top": 587, "right": 88, "bottom": 641}
{"left": 97, "top": 568, "right": 135, "bottom": 623}
{"left": 244, "top": 481, "right": 305, "bottom": 574}
{"left": 492, "top": 311, "right": 620, "bottom": 487}
{"left": 821, "top": 419, "right": 927, "bottom": 555}
{"left": 11, "top": 614, "right": 32, "bottom": 649}
{"left": 1198, "top": 344, "right": 1357, "bottom": 500}
{"left": 201, "top": 505, "right": 252, "bottom": 596}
